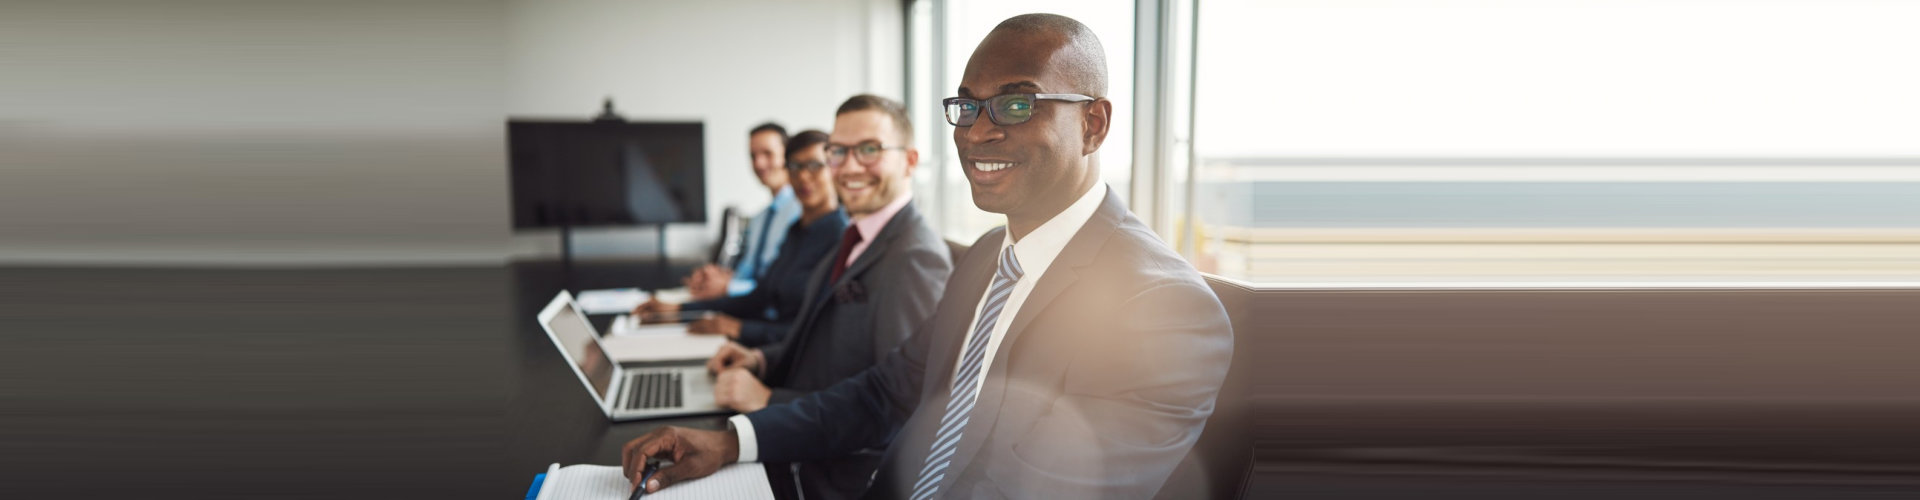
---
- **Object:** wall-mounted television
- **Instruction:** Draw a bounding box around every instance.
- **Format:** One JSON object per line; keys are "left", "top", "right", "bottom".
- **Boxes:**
{"left": 508, "top": 120, "right": 705, "bottom": 229}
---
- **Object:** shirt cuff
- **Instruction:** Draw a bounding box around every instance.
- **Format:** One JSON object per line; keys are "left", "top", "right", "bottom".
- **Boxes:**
{"left": 726, "top": 279, "right": 756, "bottom": 297}
{"left": 729, "top": 414, "right": 759, "bottom": 463}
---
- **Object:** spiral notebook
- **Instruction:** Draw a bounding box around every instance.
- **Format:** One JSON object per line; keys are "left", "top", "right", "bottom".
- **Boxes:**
{"left": 531, "top": 462, "right": 772, "bottom": 500}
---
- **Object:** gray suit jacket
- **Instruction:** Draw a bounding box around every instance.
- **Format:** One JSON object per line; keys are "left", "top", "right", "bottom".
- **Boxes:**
{"left": 746, "top": 188, "right": 1234, "bottom": 499}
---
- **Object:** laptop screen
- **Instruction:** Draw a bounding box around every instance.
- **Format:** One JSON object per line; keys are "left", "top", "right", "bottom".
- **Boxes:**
{"left": 546, "top": 302, "right": 616, "bottom": 401}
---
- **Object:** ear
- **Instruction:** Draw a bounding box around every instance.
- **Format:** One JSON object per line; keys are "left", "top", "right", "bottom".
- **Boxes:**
{"left": 902, "top": 147, "right": 920, "bottom": 177}
{"left": 1081, "top": 98, "right": 1112, "bottom": 156}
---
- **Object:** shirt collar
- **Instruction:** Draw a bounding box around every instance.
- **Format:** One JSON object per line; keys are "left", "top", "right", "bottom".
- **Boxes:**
{"left": 851, "top": 191, "right": 913, "bottom": 242}
{"left": 1006, "top": 182, "right": 1106, "bottom": 281}
{"left": 772, "top": 184, "right": 796, "bottom": 203}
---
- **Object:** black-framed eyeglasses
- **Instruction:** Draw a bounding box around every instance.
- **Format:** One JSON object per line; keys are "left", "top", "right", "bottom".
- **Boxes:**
{"left": 786, "top": 160, "right": 828, "bottom": 172}
{"left": 943, "top": 93, "right": 1096, "bottom": 127}
{"left": 825, "top": 141, "right": 907, "bottom": 167}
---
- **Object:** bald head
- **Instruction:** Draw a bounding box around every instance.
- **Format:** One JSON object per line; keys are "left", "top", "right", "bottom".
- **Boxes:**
{"left": 982, "top": 13, "right": 1108, "bottom": 98}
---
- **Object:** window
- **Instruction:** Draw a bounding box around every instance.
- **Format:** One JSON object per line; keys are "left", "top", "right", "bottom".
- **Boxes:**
{"left": 1177, "top": 0, "right": 1920, "bottom": 284}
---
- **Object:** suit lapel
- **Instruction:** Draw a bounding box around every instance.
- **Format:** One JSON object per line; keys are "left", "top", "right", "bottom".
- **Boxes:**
{"left": 921, "top": 229, "right": 1004, "bottom": 397}
{"left": 828, "top": 203, "right": 920, "bottom": 293}
{"left": 868, "top": 228, "right": 1000, "bottom": 498}
{"left": 938, "top": 189, "right": 1125, "bottom": 486}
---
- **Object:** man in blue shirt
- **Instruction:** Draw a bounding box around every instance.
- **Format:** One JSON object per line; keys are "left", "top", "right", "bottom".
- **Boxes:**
{"left": 685, "top": 123, "right": 805, "bottom": 300}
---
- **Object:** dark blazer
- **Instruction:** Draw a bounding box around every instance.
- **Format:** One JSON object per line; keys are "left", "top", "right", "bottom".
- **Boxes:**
{"left": 744, "top": 187, "right": 1234, "bottom": 499}
{"left": 759, "top": 200, "right": 950, "bottom": 404}
{"left": 682, "top": 209, "right": 850, "bottom": 347}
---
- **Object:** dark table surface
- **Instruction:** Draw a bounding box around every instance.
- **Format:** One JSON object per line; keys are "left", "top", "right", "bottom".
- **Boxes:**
{"left": 0, "top": 263, "right": 763, "bottom": 499}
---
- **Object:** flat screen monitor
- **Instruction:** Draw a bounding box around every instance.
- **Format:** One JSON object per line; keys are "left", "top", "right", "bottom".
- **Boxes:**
{"left": 508, "top": 120, "right": 706, "bottom": 228}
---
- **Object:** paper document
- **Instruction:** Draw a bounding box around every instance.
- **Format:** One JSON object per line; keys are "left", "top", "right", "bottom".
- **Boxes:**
{"left": 650, "top": 288, "right": 693, "bottom": 304}
{"left": 535, "top": 463, "right": 772, "bottom": 500}
{"left": 609, "top": 315, "right": 696, "bottom": 337}
{"left": 576, "top": 288, "right": 697, "bottom": 315}
{"left": 600, "top": 333, "right": 727, "bottom": 362}
{"left": 575, "top": 289, "right": 649, "bottom": 315}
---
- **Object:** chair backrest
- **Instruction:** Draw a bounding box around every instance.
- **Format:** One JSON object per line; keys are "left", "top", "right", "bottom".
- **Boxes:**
{"left": 945, "top": 238, "right": 971, "bottom": 263}
{"left": 709, "top": 206, "right": 744, "bottom": 266}
{"left": 1152, "top": 274, "right": 1256, "bottom": 500}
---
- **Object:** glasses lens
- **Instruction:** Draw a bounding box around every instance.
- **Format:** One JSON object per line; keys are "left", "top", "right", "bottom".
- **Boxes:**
{"left": 990, "top": 94, "right": 1034, "bottom": 125}
{"left": 944, "top": 99, "right": 979, "bottom": 126}
{"left": 824, "top": 145, "right": 848, "bottom": 166}
{"left": 787, "top": 161, "right": 825, "bottom": 171}
{"left": 854, "top": 143, "right": 883, "bottom": 163}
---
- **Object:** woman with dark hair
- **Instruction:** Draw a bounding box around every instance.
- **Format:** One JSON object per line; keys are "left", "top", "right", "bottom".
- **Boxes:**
{"left": 635, "top": 130, "right": 847, "bottom": 347}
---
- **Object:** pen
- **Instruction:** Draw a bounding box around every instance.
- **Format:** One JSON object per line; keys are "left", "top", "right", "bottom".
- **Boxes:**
{"left": 629, "top": 460, "right": 660, "bottom": 500}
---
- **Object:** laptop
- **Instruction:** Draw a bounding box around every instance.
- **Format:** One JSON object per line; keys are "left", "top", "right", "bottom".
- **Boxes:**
{"left": 537, "top": 291, "right": 726, "bottom": 421}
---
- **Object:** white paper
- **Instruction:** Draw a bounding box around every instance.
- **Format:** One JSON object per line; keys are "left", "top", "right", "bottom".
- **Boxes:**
{"left": 577, "top": 288, "right": 697, "bottom": 315}
{"left": 575, "top": 288, "right": 649, "bottom": 315}
{"left": 649, "top": 288, "right": 693, "bottom": 304}
{"left": 536, "top": 463, "right": 772, "bottom": 500}
{"left": 600, "top": 333, "right": 728, "bottom": 362}
{"left": 609, "top": 315, "right": 695, "bottom": 337}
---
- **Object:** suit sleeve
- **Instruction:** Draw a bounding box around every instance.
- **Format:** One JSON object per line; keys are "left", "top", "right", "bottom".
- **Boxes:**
{"left": 866, "top": 242, "right": 952, "bottom": 368}
{"left": 743, "top": 305, "right": 940, "bottom": 464}
{"left": 734, "top": 318, "right": 789, "bottom": 348}
{"left": 683, "top": 281, "right": 773, "bottom": 320}
{"left": 979, "top": 278, "right": 1234, "bottom": 500}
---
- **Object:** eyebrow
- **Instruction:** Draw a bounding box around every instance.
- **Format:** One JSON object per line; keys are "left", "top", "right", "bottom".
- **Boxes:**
{"left": 956, "top": 80, "right": 1044, "bottom": 98}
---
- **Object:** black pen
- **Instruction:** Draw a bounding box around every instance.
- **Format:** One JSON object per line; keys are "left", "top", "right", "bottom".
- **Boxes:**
{"left": 629, "top": 459, "right": 660, "bottom": 500}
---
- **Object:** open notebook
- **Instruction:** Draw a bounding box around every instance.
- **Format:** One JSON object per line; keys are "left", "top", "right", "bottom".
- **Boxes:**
{"left": 533, "top": 462, "right": 772, "bottom": 500}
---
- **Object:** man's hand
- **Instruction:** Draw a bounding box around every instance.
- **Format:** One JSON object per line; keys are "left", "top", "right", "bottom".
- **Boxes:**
{"left": 687, "top": 313, "right": 742, "bottom": 339}
{"left": 621, "top": 426, "right": 741, "bottom": 494}
{"left": 712, "top": 367, "right": 772, "bottom": 413}
{"left": 684, "top": 265, "right": 734, "bottom": 301}
{"left": 632, "top": 297, "right": 679, "bottom": 323}
{"left": 704, "top": 341, "right": 760, "bottom": 375}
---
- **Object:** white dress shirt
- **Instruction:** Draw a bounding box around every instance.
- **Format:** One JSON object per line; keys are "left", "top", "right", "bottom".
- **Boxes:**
{"left": 730, "top": 182, "right": 1108, "bottom": 463}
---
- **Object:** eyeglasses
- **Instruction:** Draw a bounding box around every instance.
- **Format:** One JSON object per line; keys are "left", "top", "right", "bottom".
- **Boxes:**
{"left": 942, "top": 93, "right": 1096, "bottom": 127}
{"left": 786, "top": 160, "right": 828, "bottom": 172}
{"left": 825, "top": 141, "right": 907, "bottom": 167}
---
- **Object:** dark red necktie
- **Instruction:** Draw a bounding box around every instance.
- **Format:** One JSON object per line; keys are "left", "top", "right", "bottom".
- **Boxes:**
{"left": 827, "top": 227, "right": 864, "bottom": 284}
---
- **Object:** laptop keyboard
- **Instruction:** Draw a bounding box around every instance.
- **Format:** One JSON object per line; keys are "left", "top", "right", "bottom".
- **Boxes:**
{"left": 623, "top": 371, "right": 683, "bottom": 410}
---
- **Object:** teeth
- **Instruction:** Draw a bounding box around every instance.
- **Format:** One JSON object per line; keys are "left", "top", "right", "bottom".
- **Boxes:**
{"left": 976, "top": 162, "right": 1013, "bottom": 172}
{"left": 843, "top": 180, "right": 869, "bottom": 189}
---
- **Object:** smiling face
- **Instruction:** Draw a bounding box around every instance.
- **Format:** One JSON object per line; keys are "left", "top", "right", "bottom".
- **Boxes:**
{"left": 829, "top": 109, "right": 918, "bottom": 217}
{"left": 748, "top": 130, "right": 788, "bottom": 191}
{"left": 954, "top": 30, "right": 1108, "bottom": 220}
{"left": 786, "top": 144, "right": 836, "bottom": 215}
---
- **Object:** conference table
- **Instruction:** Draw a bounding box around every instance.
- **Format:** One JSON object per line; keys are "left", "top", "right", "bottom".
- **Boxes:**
{"left": 2, "top": 262, "right": 800, "bottom": 499}
{"left": 506, "top": 261, "right": 801, "bottom": 499}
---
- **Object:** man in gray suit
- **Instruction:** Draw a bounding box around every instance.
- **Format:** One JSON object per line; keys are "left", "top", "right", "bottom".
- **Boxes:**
{"left": 625, "top": 15, "right": 1232, "bottom": 500}
{"left": 700, "top": 94, "right": 953, "bottom": 499}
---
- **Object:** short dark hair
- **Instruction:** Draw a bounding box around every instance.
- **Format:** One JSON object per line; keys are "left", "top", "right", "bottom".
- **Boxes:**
{"left": 785, "top": 129, "right": 829, "bottom": 159}
{"left": 834, "top": 94, "right": 913, "bottom": 145}
{"left": 748, "top": 122, "right": 788, "bottom": 143}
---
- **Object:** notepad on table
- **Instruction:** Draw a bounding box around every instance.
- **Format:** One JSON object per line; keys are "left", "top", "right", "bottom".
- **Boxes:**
{"left": 532, "top": 462, "right": 772, "bottom": 500}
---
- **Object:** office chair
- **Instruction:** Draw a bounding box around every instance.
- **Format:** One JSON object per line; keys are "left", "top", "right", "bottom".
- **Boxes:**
{"left": 1152, "top": 274, "right": 1256, "bottom": 500}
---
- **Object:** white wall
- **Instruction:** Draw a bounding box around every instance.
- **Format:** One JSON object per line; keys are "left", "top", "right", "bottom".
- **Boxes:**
{"left": 0, "top": 0, "right": 510, "bottom": 266}
{"left": 0, "top": 0, "right": 901, "bottom": 266}
{"left": 505, "top": 0, "right": 902, "bottom": 259}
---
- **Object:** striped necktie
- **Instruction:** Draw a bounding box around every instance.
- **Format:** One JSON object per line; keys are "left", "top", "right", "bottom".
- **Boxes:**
{"left": 909, "top": 245, "right": 1023, "bottom": 500}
